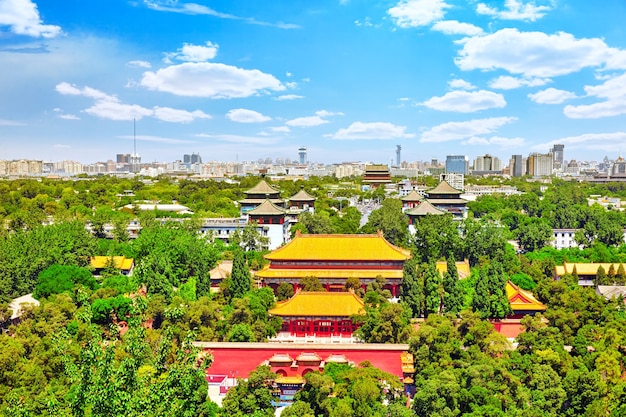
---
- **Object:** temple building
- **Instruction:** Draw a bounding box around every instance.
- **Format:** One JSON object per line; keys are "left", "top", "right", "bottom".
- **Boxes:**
{"left": 256, "top": 232, "right": 412, "bottom": 297}
{"left": 554, "top": 262, "right": 626, "bottom": 286}
{"left": 247, "top": 200, "right": 289, "bottom": 250}
{"left": 362, "top": 164, "right": 391, "bottom": 189}
{"left": 240, "top": 179, "right": 285, "bottom": 214}
{"left": 425, "top": 180, "right": 468, "bottom": 219}
{"left": 288, "top": 187, "right": 316, "bottom": 212}
{"left": 406, "top": 200, "right": 445, "bottom": 234}
{"left": 269, "top": 291, "right": 365, "bottom": 340}
{"left": 400, "top": 189, "right": 424, "bottom": 211}
{"left": 89, "top": 256, "right": 134, "bottom": 276}
{"left": 506, "top": 281, "right": 546, "bottom": 318}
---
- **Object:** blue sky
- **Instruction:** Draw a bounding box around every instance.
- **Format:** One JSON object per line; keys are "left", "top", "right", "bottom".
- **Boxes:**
{"left": 1, "top": 0, "right": 626, "bottom": 165}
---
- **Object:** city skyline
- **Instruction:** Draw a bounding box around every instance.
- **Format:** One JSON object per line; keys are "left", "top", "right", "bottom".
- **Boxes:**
{"left": 2, "top": 1, "right": 626, "bottom": 164}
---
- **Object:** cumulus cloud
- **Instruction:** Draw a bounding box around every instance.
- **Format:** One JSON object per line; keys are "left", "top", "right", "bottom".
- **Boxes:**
{"left": 0, "top": 0, "right": 61, "bottom": 38}
{"left": 286, "top": 110, "right": 342, "bottom": 127}
{"left": 327, "top": 122, "right": 415, "bottom": 140}
{"left": 140, "top": 62, "right": 285, "bottom": 98}
{"left": 528, "top": 87, "right": 577, "bottom": 104}
{"left": 164, "top": 41, "right": 218, "bottom": 63}
{"left": 564, "top": 73, "right": 626, "bottom": 119}
{"left": 143, "top": 0, "right": 300, "bottom": 29}
{"left": 226, "top": 108, "right": 271, "bottom": 123}
{"left": 476, "top": 0, "right": 553, "bottom": 21}
{"left": 56, "top": 82, "right": 211, "bottom": 123}
{"left": 448, "top": 79, "right": 476, "bottom": 90}
{"left": 431, "top": 20, "right": 483, "bottom": 36}
{"left": 422, "top": 90, "right": 506, "bottom": 112}
{"left": 456, "top": 28, "right": 626, "bottom": 78}
{"left": 128, "top": 60, "right": 152, "bottom": 68}
{"left": 387, "top": 0, "right": 450, "bottom": 28}
{"left": 489, "top": 76, "right": 550, "bottom": 90}
{"left": 420, "top": 116, "right": 517, "bottom": 142}
{"left": 274, "top": 94, "right": 304, "bottom": 101}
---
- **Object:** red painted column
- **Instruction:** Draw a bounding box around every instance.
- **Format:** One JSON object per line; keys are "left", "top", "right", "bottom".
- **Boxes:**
{"left": 310, "top": 320, "right": 315, "bottom": 336}
{"left": 334, "top": 320, "right": 339, "bottom": 335}
{"left": 325, "top": 283, "right": 330, "bottom": 291}
{"left": 392, "top": 283, "right": 397, "bottom": 298}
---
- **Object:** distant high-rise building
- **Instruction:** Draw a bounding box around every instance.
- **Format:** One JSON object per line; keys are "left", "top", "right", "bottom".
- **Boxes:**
{"left": 396, "top": 145, "right": 401, "bottom": 167}
{"left": 431, "top": 158, "right": 439, "bottom": 167}
{"left": 183, "top": 153, "right": 202, "bottom": 165}
{"left": 551, "top": 144, "right": 564, "bottom": 170}
{"left": 510, "top": 154, "right": 523, "bottom": 177}
{"left": 445, "top": 155, "right": 469, "bottom": 174}
{"left": 527, "top": 152, "right": 553, "bottom": 177}
{"left": 474, "top": 154, "right": 501, "bottom": 172}
{"left": 298, "top": 146, "right": 307, "bottom": 164}
{"left": 117, "top": 153, "right": 131, "bottom": 164}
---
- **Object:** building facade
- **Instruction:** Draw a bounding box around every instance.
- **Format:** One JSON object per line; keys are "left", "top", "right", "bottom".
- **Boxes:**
{"left": 445, "top": 155, "right": 469, "bottom": 175}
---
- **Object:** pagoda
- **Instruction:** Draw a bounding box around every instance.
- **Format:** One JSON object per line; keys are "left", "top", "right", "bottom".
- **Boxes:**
{"left": 288, "top": 187, "right": 316, "bottom": 212}
{"left": 400, "top": 189, "right": 424, "bottom": 210}
{"left": 247, "top": 200, "right": 289, "bottom": 250}
{"left": 425, "top": 180, "right": 468, "bottom": 218}
{"left": 256, "top": 232, "right": 411, "bottom": 297}
{"left": 240, "top": 179, "right": 285, "bottom": 214}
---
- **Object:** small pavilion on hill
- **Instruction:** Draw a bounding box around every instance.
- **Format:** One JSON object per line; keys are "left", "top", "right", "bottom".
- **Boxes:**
{"left": 426, "top": 180, "right": 468, "bottom": 218}
{"left": 506, "top": 281, "right": 546, "bottom": 318}
{"left": 400, "top": 190, "right": 424, "bottom": 210}
{"left": 256, "top": 231, "right": 412, "bottom": 297}
{"left": 288, "top": 187, "right": 316, "bottom": 212}
{"left": 269, "top": 291, "right": 365, "bottom": 338}
{"left": 240, "top": 179, "right": 285, "bottom": 213}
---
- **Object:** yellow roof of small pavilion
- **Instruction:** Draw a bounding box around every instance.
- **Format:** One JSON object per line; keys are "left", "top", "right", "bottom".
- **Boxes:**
{"left": 245, "top": 180, "right": 280, "bottom": 196}
{"left": 290, "top": 188, "right": 316, "bottom": 202}
{"left": 506, "top": 281, "right": 546, "bottom": 311}
{"left": 428, "top": 180, "right": 462, "bottom": 195}
{"left": 555, "top": 262, "right": 622, "bottom": 277}
{"left": 275, "top": 376, "right": 306, "bottom": 384}
{"left": 401, "top": 190, "right": 425, "bottom": 202}
{"left": 435, "top": 260, "right": 471, "bottom": 279}
{"left": 256, "top": 268, "right": 403, "bottom": 280}
{"left": 269, "top": 291, "right": 365, "bottom": 317}
{"left": 265, "top": 232, "right": 411, "bottom": 261}
{"left": 89, "top": 256, "right": 134, "bottom": 271}
{"left": 247, "top": 199, "right": 286, "bottom": 216}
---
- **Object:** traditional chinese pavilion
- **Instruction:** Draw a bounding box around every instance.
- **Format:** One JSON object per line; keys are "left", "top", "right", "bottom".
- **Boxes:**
{"left": 240, "top": 179, "right": 285, "bottom": 214}
{"left": 426, "top": 180, "right": 468, "bottom": 218}
{"left": 400, "top": 189, "right": 424, "bottom": 210}
{"left": 288, "top": 187, "right": 316, "bottom": 212}
{"left": 406, "top": 200, "right": 445, "bottom": 229}
{"left": 247, "top": 200, "right": 289, "bottom": 250}
{"left": 256, "top": 232, "right": 412, "bottom": 297}
{"left": 269, "top": 291, "right": 365, "bottom": 338}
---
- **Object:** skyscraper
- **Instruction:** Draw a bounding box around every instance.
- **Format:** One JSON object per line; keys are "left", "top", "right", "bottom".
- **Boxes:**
{"left": 551, "top": 144, "right": 564, "bottom": 170}
{"left": 510, "top": 154, "right": 523, "bottom": 177}
{"left": 298, "top": 147, "right": 307, "bottom": 164}
{"left": 396, "top": 145, "right": 401, "bottom": 167}
{"left": 445, "top": 155, "right": 469, "bottom": 174}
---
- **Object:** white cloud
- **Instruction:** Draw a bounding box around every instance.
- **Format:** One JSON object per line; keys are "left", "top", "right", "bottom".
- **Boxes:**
{"left": 128, "top": 60, "right": 152, "bottom": 68}
{"left": 0, "top": 0, "right": 61, "bottom": 38}
{"left": 120, "top": 134, "right": 195, "bottom": 144}
{"left": 141, "top": 62, "right": 285, "bottom": 98}
{"left": 387, "top": 0, "right": 450, "bottom": 28}
{"left": 164, "top": 41, "right": 218, "bottom": 63}
{"left": 196, "top": 133, "right": 280, "bottom": 145}
{"left": 59, "top": 114, "right": 80, "bottom": 120}
{"left": 286, "top": 115, "right": 329, "bottom": 127}
{"left": 56, "top": 82, "right": 212, "bottom": 122}
{"left": 420, "top": 116, "right": 517, "bottom": 142}
{"left": 489, "top": 75, "right": 550, "bottom": 90}
{"left": 456, "top": 28, "right": 625, "bottom": 78}
{"left": 0, "top": 119, "right": 25, "bottom": 126}
{"left": 528, "top": 88, "right": 577, "bottom": 104}
{"left": 274, "top": 94, "right": 304, "bottom": 101}
{"left": 327, "top": 122, "right": 415, "bottom": 140}
{"left": 431, "top": 20, "right": 483, "bottom": 36}
{"left": 422, "top": 90, "right": 506, "bottom": 112}
{"left": 463, "top": 135, "right": 525, "bottom": 148}
{"left": 143, "top": 0, "right": 300, "bottom": 29}
{"left": 448, "top": 79, "right": 475, "bottom": 90}
{"left": 285, "top": 110, "right": 341, "bottom": 127}
{"left": 153, "top": 107, "right": 211, "bottom": 123}
{"left": 269, "top": 126, "right": 290, "bottom": 133}
{"left": 226, "top": 108, "right": 271, "bottom": 123}
{"left": 537, "top": 132, "right": 626, "bottom": 153}
{"left": 564, "top": 73, "right": 626, "bottom": 119}
{"left": 476, "top": 0, "right": 553, "bottom": 21}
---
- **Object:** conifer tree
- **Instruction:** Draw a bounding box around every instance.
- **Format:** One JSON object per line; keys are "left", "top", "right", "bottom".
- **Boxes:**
{"left": 423, "top": 262, "right": 442, "bottom": 316}
{"left": 617, "top": 264, "right": 626, "bottom": 285}
{"left": 596, "top": 265, "right": 607, "bottom": 286}
{"left": 472, "top": 267, "right": 490, "bottom": 317}
{"left": 443, "top": 255, "right": 463, "bottom": 315}
{"left": 402, "top": 257, "right": 422, "bottom": 317}
{"left": 608, "top": 264, "right": 616, "bottom": 284}
{"left": 230, "top": 250, "right": 251, "bottom": 300}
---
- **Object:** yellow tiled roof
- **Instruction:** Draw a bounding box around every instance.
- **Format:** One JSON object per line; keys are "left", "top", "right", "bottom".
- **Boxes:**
{"left": 269, "top": 291, "right": 365, "bottom": 317}
{"left": 401, "top": 190, "right": 424, "bottom": 202}
{"left": 428, "top": 180, "right": 462, "bottom": 195}
{"left": 506, "top": 281, "right": 546, "bottom": 311}
{"left": 90, "top": 256, "right": 134, "bottom": 271}
{"left": 265, "top": 233, "right": 411, "bottom": 261}
{"left": 406, "top": 200, "right": 445, "bottom": 216}
{"left": 247, "top": 199, "right": 286, "bottom": 215}
{"left": 245, "top": 180, "right": 280, "bottom": 196}
{"left": 256, "top": 268, "right": 403, "bottom": 280}
{"left": 290, "top": 188, "right": 316, "bottom": 201}
{"left": 435, "top": 260, "right": 471, "bottom": 279}
{"left": 558, "top": 262, "right": 622, "bottom": 276}
{"left": 275, "top": 376, "right": 306, "bottom": 384}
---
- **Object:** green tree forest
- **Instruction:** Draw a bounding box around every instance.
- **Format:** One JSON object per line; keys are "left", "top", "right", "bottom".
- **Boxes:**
{"left": 1, "top": 175, "right": 626, "bottom": 415}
